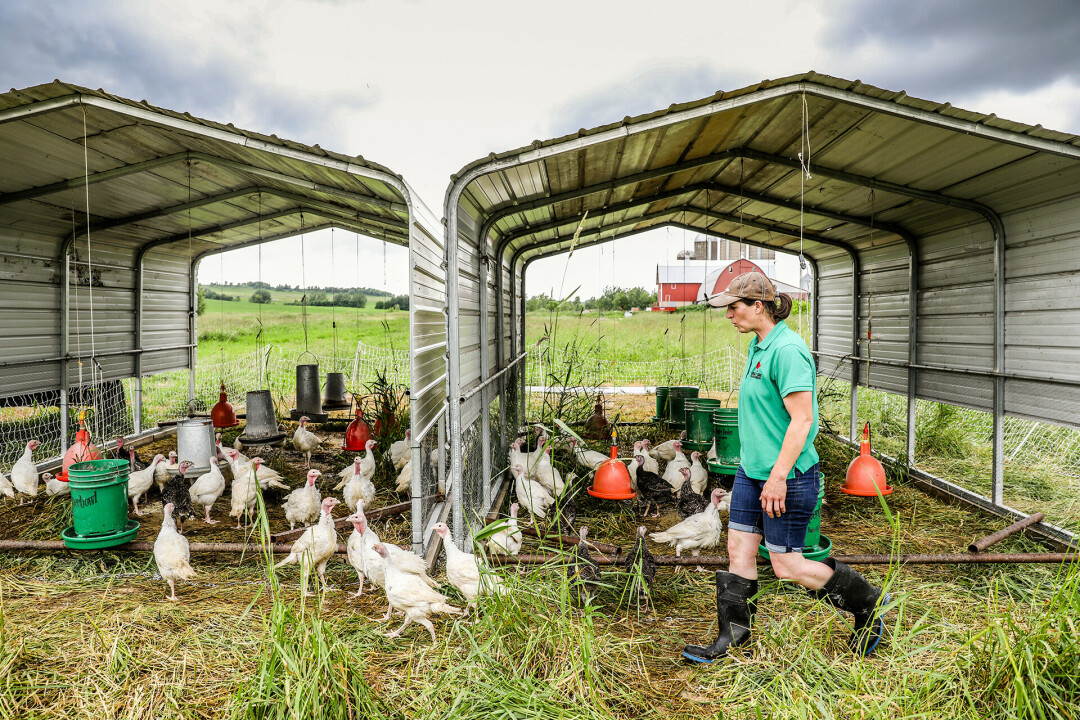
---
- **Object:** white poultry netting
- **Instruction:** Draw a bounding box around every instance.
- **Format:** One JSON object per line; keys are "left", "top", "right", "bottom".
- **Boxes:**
{"left": 525, "top": 344, "right": 742, "bottom": 392}
{"left": 0, "top": 342, "right": 408, "bottom": 472}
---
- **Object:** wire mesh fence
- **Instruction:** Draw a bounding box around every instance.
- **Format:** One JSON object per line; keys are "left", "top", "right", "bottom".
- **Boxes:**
{"left": 416, "top": 409, "right": 446, "bottom": 554}
{"left": 818, "top": 375, "right": 1080, "bottom": 530}
{"left": 0, "top": 342, "right": 412, "bottom": 473}
{"left": 526, "top": 344, "right": 741, "bottom": 391}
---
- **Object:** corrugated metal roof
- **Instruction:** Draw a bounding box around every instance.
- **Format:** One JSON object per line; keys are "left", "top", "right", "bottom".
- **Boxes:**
{"left": 446, "top": 71, "right": 1080, "bottom": 431}
{"left": 0, "top": 80, "right": 438, "bottom": 397}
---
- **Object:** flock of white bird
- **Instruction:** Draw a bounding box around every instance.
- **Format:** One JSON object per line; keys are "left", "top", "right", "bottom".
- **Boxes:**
{"left": 2, "top": 419, "right": 730, "bottom": 641}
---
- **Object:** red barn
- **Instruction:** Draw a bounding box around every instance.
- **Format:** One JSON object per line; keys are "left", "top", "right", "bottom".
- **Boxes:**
{"left": 655, "top": 259, "right": 808, "bottom": 309}
{"left": 656, "top": 259, "right": 765, "bottom": 308}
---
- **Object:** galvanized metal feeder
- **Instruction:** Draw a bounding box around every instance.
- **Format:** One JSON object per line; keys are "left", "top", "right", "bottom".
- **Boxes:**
{"left": 322, "top": 371, "right": 351, "bottom": 411}
{"left": 236, "top": 389, "right": 287, "bottom": 448}
{"left": 290, "top": 363, "right": 328, "bottom": 422}
{"left": 175, "top": 417, "right": 221, "bottom": 477}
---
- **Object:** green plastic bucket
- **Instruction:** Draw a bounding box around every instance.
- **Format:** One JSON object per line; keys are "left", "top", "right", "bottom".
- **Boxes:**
{"left": 665, "top": 386, "right": 698, "bottom": 428}
{"left": 759, "top": 535, "right": 832, "bottom": 562}
{"left": 803, "top": 472, "right": 826, "bottom": 549}
{"left": 654, "top": 387, "right": 670, "bottom": 422}
{"left": 684, "top": 399, "right": 722, "bottom": 443}
{"left": 68, "top": 459, "right": 130, "bottom": 537}
{"left": 712, "top": 410, "right": 740, "bottom": 465}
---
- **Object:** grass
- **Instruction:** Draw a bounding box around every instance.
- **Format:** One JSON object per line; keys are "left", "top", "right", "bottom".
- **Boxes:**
{"left": 1, "top": 421, "right": 1078, "bottom": 718}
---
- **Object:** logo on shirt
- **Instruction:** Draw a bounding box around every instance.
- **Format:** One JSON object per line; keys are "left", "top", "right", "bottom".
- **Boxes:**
{"left": 750, "top": 361, "right": 763, "bottom": 380}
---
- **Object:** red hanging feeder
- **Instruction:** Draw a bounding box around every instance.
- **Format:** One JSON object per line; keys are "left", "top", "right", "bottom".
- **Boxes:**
{"left": 583, "top": 396, "right": 609, "bottom": 441}
{"left": 55, "top": 413, "right": 103, "bottom": 483}
{"left": 588, "top": 426, "right": 636, "bottom": 500}
{"left": 211, "top": 383, "right": 239, "bottom": 428}
{"left": 841, "top": 422, "right": 893, "bottom": 497}
{"left": 343, "top": 408, "right": 374, "bottom": 451}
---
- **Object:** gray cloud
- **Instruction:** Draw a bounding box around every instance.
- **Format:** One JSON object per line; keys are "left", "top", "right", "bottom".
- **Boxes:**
{"left": 0, "top": 2, "right": 377, "bottom": 146}
{"left": 548, "top": 62, "right": 750, "bottom": 137}
{"left": 824, "top": 0, "right": 1080, "bottom": 98}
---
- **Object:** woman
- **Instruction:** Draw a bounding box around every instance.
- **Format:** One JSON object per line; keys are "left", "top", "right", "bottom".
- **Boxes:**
{"left": 682, "top": 271, "right": 888, "bottom": 663}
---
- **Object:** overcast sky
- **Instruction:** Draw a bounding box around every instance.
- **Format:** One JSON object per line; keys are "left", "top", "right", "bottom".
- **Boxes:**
{"left": 3, "top": 0, "right": 1079, "bottom": 296}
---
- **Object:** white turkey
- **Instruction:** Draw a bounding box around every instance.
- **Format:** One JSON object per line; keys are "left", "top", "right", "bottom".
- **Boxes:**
{"left": 374, "top": 542, "right": 461, "bottom": 641}
{"left": 281, "top": 469, "right": 323, "bottom": 531}
{"left": 512, "top": 463, "right": 554, "bottom": 520}
{"left": 154, "top": 502, "right": 196, "bottom": 602}
{"left": 292, "top": 416, "right": 323, "bottom": 469}
{"left": 647, "top": 432, "right": 687, "bottom": 463}
{"left": 532, "top": 446, "right": 564, "bottom": 497}
{"left": 225, "top": 449, "right": 290, "bottom": 491}
{"left": 274, "top": 497, "right": 340, "bottom": 596}
{"left": 634, "top": 440, "right": 660, "bottom": 474}
{"left": 570, "top": 438, "right": 608, "bottom": 470}
{"left": 348, "top": 501, "right": 438, "bottom": 607}
{"left": 487, "top": 502, "right": 523, "bottom": 556}
{"left": 661, "top": 440, "right": 691, "bottom": 490}
{"left": 389, "top": 429, "right": 411, "bottom": 470}
{"left": 0, "top": 466, "right": 16, "bottom": 499}
{"left": 12, "top": 440, "right": 40, "bottom": 504}
{"left": 344, "top": 463, "right": 377, "bottom": 512}
{"left": 650, "top": 488, "right": 726, "bottom": 572}
{"left": 334, "top": 439, "right": 377, "bottom": 490}
{"left": 44, "top": 473, "right": 70, "bottom": 497}
{"left": 433, "top": 522, "right": 505, "bottom": 617}
{"left": 395, "top": 458, "right": 412, "bottom": 493}
{"left": 688, "top": 451, "right": 708, "bottom": 494}
{"left": 229, "top": 457, "right": 263, "bottom": 529}
{"left": 128, "top": 453, "right": 167, "bottom": 516}
{"left": 188, "top": 455, "right": 227, "bottom": 524}
{"left": 154, "top": 450, "right": 176, "bottom": 492}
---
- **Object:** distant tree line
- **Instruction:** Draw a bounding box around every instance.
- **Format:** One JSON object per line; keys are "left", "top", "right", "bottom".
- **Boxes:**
{"left": 374, "top": 294, "right": 410, "bottom": 311}
{"left": 526, "top": 286, "right": 657, "bottom": 313}
{"left": 216, "top": 280, "right": 392, "bottom": 297}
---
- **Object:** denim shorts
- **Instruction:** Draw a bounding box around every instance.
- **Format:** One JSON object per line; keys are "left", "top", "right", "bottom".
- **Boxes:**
{"left": 728, "top": 463, "right": 821, "bottom": 554}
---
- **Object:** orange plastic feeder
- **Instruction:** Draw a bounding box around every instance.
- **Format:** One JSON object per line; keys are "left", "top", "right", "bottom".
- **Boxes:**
{"left": 343, "top": 408, "right": 374, "bottom": 451}
{"left": 55, "top": 413, "right": 103, "bottom": 483}
{"left": 841, "top": 422, "right": 893, "bottom": 497}
{"left": 588, "top": 426, "right": 636, "bottom": 500}
{"left": 211, "top": 384, "right": 239, "bottom": 428}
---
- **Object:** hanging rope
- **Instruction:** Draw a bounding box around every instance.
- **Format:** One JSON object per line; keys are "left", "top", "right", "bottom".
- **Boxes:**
{"left": 355, "top": 232, "right": 361, "bottom": 343}
{"left": 81, "top": 106, "right": 103, "bottom": 439}
{"left": 300, "top": 213, "right": 309, "bottom": 353}
{"left": 866, "top": 188, "right": 876, "bottom": 392}
{"left": 219, "top": 239, "right": 226, "bottom": 383}
{"left": 330, "top": 228, "right": 337, "bottom": 362}
{"left": 798, "top": 93, "right": 813, "bottom": 338}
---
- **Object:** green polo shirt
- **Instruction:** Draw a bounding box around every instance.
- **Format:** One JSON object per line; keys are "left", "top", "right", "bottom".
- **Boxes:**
{"left": 737, "top": 320, "right": 819, "bottom": 480}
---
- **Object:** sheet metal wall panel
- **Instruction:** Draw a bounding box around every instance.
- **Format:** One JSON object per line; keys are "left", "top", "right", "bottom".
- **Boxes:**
{"left": 410, "top": 214, "right": 448, "bottom": 438}
{"left": 916, "top": 368, "right": 992, "bottom": 412}
{"left": 1005, "top": 379, "right": 1080, "bottom": 428}
{"left": 141, "top": 349, "right": 190, "bottom": 375}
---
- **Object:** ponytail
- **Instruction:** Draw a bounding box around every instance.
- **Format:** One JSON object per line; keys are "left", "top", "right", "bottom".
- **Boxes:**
{"left": 755, "top": 293, "right": 792, "bottom": 322}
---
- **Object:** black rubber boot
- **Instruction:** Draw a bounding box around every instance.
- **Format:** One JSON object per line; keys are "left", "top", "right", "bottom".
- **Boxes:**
{"left": 682, "top": 571, "right": 757, "bottom": 663}
{"left": 812, "top": 558, "right": 889, "bottom": 656}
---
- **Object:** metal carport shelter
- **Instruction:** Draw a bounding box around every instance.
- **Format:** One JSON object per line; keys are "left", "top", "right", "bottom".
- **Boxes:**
{"left": 444, "top": 71, "right": 1080, "bottom": 547}
{"left": 0, "top": 81, "right": 447, "bottom": 553}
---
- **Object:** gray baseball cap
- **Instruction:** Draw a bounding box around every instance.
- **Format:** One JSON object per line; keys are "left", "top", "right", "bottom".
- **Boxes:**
{"left": 704, "top": 271, "right": 776, "bottom": 308}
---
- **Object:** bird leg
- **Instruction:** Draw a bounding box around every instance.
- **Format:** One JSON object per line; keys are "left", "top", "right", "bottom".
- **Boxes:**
{"left": 418, "top": 618, "right": 437, "bottom": 642}
{"left": 674, "top": 547, "right": 682, "bottom": 574}
{"left": 133, "top": 497, "right": 143, "bottom": 516}
{"left": 317, "top": 563, "right": 333, "bottom": 591}
{"left": 381, "top": 604, "right": 393, "bottom": 621}
{"left": 203, "top": 506, "right": 217, "bottom": 525}
{"left": 387, "top": 616, "right": 412, "bottom": 639}
{"left": 693, "top": 549, "right": 705, "bottom": 572}
{"left": 351, "top": 575, "right": 365, "bottom": 598}
{"left": 235, "top": 515, "right": 244, "bottom": 529}
{"left": 166, "top": 579, "right": 179, "bottom": 602}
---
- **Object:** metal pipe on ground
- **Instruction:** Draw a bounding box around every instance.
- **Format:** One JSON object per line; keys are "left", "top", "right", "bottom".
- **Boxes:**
{"left": 0, "top": 539, "right": 351, "bottom": 555}
{"left": 519, "top": 527, "right": 621, "bottom": 556}
{"left": 489, "top": 551, "right": 1080, "bottom": 567}
{"left": 969, "top": 512, "right": 1045, "bottom": 553}
{"left": 271, "top": 492, "right": 445, "bottom": 542}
